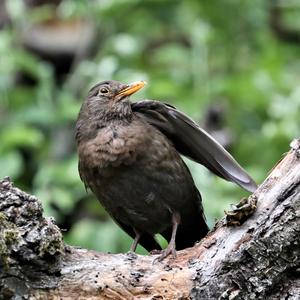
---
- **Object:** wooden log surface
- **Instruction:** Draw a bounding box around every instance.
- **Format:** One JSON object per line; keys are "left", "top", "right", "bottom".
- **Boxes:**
{"left": 0, "top": 138, "right": 299, "bottom": 300}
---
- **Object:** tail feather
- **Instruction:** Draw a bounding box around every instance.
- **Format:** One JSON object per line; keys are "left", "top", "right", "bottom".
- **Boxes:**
{"left": 176, "top": 214, "right": 209, "bottom": 250}
{"left": 139, "top": 233, "right": 162, "bottom": 252}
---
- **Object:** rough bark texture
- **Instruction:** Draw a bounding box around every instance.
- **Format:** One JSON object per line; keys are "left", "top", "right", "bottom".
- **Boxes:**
{"left": 0, "top": 139, "right": 299, "bottom": 300}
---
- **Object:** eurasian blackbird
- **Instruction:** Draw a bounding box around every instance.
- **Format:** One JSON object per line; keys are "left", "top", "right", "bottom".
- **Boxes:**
{"left": 75, "top": 80, "right": 257, "bottom": 260}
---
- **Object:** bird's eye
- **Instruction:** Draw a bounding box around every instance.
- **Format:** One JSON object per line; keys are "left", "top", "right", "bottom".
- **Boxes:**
{"left": 100, "top": 87, "right": 109, "bottom": 94}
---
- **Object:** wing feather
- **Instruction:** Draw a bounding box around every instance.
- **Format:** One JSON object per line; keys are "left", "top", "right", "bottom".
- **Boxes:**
{"left": 132, "top": 100, "right": 257, "bottom": 192}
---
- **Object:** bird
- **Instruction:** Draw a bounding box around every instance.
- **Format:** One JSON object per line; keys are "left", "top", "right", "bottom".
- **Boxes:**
{"left": 75, "top": 80, "right": 257, "bottom": 260}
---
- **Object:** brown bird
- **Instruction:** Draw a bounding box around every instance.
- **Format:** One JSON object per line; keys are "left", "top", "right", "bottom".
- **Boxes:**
{"left": 75, "top": 80, "right": 257, "bottom": 260}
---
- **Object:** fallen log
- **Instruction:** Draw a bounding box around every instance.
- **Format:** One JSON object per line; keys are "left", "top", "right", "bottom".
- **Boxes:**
{"left": 0, "top": 139, "right": 299, "bottom": 299}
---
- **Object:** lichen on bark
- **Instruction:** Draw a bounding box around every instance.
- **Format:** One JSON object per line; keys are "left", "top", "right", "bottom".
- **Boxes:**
{"left": 0, "top": 177, "right": 64, "bottom": 298}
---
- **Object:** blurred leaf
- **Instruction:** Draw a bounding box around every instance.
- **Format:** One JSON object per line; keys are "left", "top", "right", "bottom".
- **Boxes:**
{"left": 0, "top": 125, "right": 44, "bottom": 151}
{"left": 33, "top": 157, "right": 81, "bottom": 188}
{"left": 64, "top": 219, "right": 123, "bottom": 253}
{"left": 57, "top": 91, "right": 81, "bottom": 122}
{"left": 0, "top": 151, "right": 23, "bottom": 179}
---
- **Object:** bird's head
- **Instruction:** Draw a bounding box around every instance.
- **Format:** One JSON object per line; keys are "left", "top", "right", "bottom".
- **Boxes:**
{"left": 76, "top": 80, "right": 146, "bottom": 141}
{"left": 84, "top": 80, "right": 146, "bottom": 120}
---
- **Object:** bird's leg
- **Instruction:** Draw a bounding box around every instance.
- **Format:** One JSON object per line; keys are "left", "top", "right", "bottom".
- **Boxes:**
{"left": 130, "top": 229, "right": 141, "bottom": 252}
{"left": 156, "top": 212, "right": 181, "bottom": 262}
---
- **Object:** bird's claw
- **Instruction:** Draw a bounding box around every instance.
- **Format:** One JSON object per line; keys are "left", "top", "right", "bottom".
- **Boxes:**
{"left": 152, "top": 246, "right": 177, "bottom": 264}
{"left": 225, "top": 195, "right": 258, "bottom": 226}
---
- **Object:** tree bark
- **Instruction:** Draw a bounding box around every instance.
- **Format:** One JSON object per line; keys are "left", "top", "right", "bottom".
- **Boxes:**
{"left": 0, "top": 139, "right": 299, "bottom": 300}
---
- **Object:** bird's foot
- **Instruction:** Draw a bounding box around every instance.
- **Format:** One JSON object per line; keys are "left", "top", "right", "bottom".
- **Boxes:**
{"left": 152, "top": 212, "right": 180, "bottom": 264}
{"left": 225, "top": 195, "right": 258, "bottom": 226}
{"left": 152, "top": 244, "right": 177, "bottom": 264}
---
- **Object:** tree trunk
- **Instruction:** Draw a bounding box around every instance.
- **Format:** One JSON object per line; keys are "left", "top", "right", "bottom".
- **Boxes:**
{"left": 1, "top": 139, "right": 299, "bottom": 300}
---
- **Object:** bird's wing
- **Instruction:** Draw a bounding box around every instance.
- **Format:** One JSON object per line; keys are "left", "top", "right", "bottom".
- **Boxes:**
{"left": 132, "top": 100, "right": 257, "bottom": 193}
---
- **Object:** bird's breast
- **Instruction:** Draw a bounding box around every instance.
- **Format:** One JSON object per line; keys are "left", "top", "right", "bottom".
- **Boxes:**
{"left": 77, "top": 120, "right": 153, "bottom": 170}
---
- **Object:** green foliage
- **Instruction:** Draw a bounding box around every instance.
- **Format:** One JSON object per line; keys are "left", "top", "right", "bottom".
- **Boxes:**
{"left": 0, "top": 0, "right": 299, "bottom": 253}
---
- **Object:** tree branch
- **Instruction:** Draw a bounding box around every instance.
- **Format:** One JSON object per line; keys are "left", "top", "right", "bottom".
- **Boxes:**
{"left": 1, "top": 139, "right": 299, "bottom": 299}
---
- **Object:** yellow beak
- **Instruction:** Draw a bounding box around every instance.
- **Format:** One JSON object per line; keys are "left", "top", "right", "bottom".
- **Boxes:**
{"left": 117, "top": 81, "right": 146, "bottom": 97}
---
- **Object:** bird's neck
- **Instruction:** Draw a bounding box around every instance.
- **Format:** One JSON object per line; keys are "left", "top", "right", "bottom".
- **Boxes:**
{"left": 100, "top": 101, "right": 132, "bottom": 123}
{"left": 76, "top": 101, "right": 132, "bottom": 143}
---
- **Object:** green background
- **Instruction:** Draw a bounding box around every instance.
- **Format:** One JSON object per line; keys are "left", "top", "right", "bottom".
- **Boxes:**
{"left": 0, "top": 0, "right": 299, "bottom": 254}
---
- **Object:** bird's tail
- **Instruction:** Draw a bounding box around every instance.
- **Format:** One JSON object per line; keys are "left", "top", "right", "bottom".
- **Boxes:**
{"left": 175, "top": 212, "right": 209, "bottom": 250}
{"left": 162, "top": 210, "right": 209, "bottom": 251}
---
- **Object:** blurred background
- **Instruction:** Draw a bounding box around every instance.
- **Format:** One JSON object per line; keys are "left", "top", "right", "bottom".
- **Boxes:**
{"left": 0, "top": 0, "right": 299, "bottom": 254}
